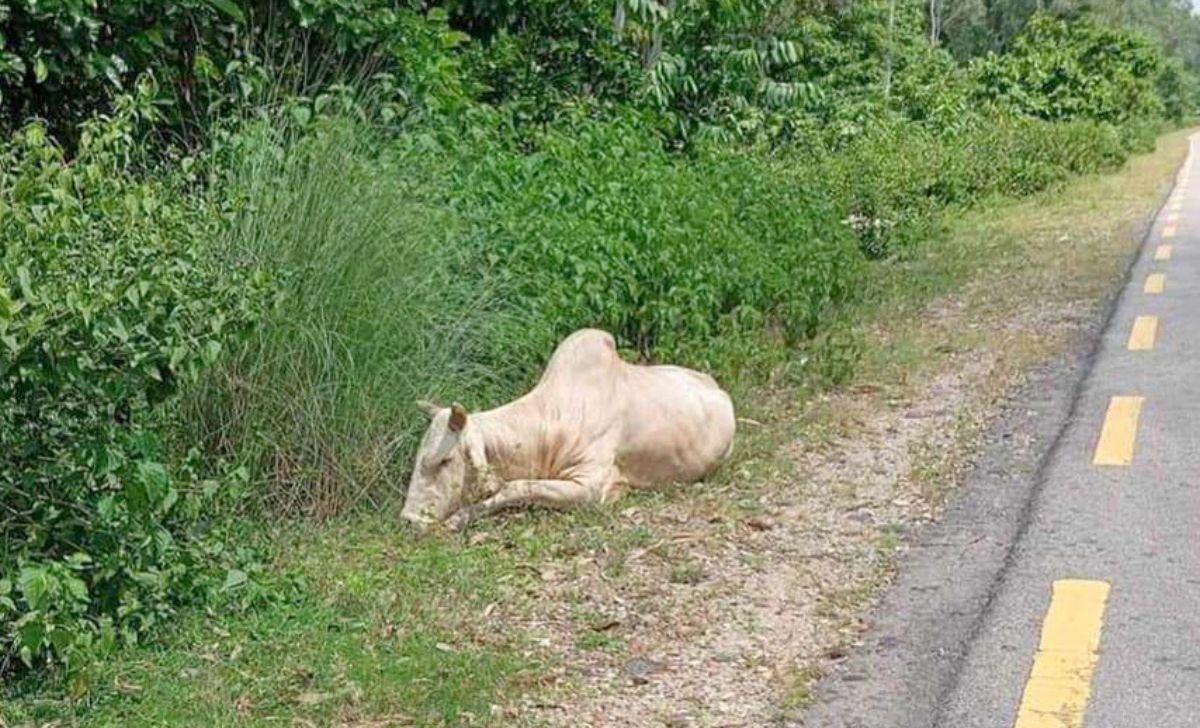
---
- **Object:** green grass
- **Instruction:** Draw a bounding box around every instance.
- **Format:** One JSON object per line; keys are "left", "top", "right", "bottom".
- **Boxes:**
{"left": 184, "top": 118, "right": 530, "bottom": 517}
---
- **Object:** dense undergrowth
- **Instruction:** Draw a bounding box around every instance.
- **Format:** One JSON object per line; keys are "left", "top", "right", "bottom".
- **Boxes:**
{"left": 0, "top": 0, "right": 1195, "bottom": 689}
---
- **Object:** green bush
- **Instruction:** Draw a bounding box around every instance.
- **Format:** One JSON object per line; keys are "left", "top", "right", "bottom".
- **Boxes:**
{"left": 0, "top": 89, "right": 271, "bottom": 673}
{"left": 0, "top": 0, "right": 473, "bottom": 138}
{"left": 448, "top": 113, "right": 864, "bottom": 361}
{"left": 812, "top": 113, "right": 1139, "bottom": 258}
{"left": 972, "top": 14, "right": 1166, "bottom": 124}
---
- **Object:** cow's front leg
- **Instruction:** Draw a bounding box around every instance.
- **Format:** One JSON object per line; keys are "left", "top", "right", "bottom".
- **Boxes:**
{"left": 446, "top": 479, "right": 602, "bottom": 532}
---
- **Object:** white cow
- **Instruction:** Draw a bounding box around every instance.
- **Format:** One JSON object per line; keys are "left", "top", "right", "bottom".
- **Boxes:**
{"left": 401, "top": 329, "right": 736, "bottom": 531}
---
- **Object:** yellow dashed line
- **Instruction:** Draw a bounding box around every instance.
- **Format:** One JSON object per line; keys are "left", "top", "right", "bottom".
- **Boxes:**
{"left": 1155, "top": 245, "right": 1173, "bottom": 261}
{"left": 1093, "top": 396, "right": 1144, "bottom": 466}
{"left": 1127, "top": 316, "right": 1158, "bottom": 351}
{"left": 1163, "top": 225, "right": 1178, "bottom": 239}
{"left": 1144, "top": 273, "right": 1165, "bottom": 294}
{"left": 1013, "top": 580, "right": 1111, "bottom": 728}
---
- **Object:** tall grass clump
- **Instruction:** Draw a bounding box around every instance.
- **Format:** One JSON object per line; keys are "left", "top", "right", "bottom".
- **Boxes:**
{"left": 187, "top": 117, "right": 527, "bottom": 516}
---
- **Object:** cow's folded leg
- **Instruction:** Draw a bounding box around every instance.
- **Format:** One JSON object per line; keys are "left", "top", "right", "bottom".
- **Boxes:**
{"left": 447, "top": 479, "right": 600, "bottom": 531}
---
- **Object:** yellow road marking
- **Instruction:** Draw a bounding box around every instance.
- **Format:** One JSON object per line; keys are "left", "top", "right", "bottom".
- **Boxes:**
{"left": 1169, "top": 201, "right": 1184, "bottom": 213}
{"left": 1127, "top": 315, "right": 1158, "bottom": 351}
{"left": 1165, "top": 212, "right": 1181, "bottom": 223}
{"left": 1163, "top": 225, "right": 1178, "bottom": 238}
{"left": 1155, "top": 244, "right": 1173, "bottom": 261}
{"left": 1013, "top": 580, "right": 1111, "bottom": 728}
{"left": 1144, "top": 273, "right": 1165, "bottom": 294}
{"left": 1093, "top": 396, "right": 1144, "bottom": 466}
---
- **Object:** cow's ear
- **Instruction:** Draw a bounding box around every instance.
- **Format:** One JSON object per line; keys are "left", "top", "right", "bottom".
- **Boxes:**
{"left": 448, "top": 402, "right": 468, "bottom": 432}
{"left": 416, "top": 400, "right": 440, "bottom": 418}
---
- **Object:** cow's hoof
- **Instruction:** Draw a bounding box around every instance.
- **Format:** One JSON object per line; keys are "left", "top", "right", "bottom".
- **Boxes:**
{"left": 446, "top": 510, "right": 472, "bottom": 533}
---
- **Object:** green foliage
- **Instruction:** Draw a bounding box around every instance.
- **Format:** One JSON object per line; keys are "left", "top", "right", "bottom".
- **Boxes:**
{"left": 0, "top": 0, "right": 474, "bottom": 137}
{"left": 457, "top": 1, "right": 641, "bottom": 126}
{"left": 0, "top": 0, "right": 246, "bottom": 132}
{"left": 0, "top": 86, "right": 273, "bottom": 673}
{"left": 449, "top": 113, "right": 863, "bottom": 360}
{"left": 818, "top": 113, "right": 1139, "bottom": 257}
{"left": 182, "top": 108, "right": 864, "bottom": 513}
{"left": 972, "top": 14, "right": 1166, "bottom": 123}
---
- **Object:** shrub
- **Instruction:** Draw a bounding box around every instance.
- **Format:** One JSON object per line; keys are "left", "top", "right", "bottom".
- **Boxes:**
{"left": 0, "top": 0, "right": 472, "bottom": 138}
{"left": 447, "top": 113, "right": 865, "bottom": 361}
{"left": 0, "top": 89, "right": 271, "bottom": 673}
{"left": 811, "top": 113, "right": 1138, "bottom": 258}
{"left": 972, "top": 14, "right": 1166, "bottom": 124}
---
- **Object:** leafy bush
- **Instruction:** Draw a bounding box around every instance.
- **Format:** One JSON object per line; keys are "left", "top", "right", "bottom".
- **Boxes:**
{"left": 0, "top": 0, "right": 473, "bottom": 138}
{"left": 449, "top": 113, "right": 864, "bottom": 361}
{"left": 0, "top": 89, "right": 271, "bottom": 673}
{"left": 812, "top": 113, "right": 1141, "bottom": 258}
{"left": 972, "top": 14, "right": 1166, "bottom": 124}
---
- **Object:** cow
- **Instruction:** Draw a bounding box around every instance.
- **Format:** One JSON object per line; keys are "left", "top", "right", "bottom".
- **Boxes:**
{"left": 401, "top": 328, "right": 736, "bottom": 531}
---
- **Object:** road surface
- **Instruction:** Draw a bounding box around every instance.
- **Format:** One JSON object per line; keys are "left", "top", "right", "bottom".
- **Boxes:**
{"left": 805, "top": 133, "right": 1200, "bottom": 728}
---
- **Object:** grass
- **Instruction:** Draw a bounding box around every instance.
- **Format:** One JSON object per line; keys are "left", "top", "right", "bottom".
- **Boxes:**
{"left": 185, "top": 118, "right": 529, "bottom": 517}
{"left": 3, "top": 128, "right": 1191, "bottom": 727}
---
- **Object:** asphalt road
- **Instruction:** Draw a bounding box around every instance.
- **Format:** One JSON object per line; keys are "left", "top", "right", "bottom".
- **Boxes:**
{"left": 804, "top": 133, "right": 1200, "bottom": 728}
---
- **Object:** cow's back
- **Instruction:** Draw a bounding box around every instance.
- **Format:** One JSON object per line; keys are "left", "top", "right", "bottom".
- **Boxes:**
{"left": 516, "top": 328, "right": 734, "bottom": 487}
{"left": 537, "top": 329, "right": 622, "bottom": 386}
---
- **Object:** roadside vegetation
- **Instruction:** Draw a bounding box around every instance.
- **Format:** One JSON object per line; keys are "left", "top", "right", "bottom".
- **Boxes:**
{"left": 2, "top": 0, "right": 1199, "bottom": 724}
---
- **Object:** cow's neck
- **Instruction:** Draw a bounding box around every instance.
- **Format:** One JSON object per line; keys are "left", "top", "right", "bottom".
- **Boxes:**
{"left": 470, "top": 400, "right": 541, "bottom": 477}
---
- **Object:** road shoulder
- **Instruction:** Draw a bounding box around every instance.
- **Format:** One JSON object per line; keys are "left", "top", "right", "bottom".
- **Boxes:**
{"left": 800, "top": 132, "right": 1189, "bottom": 728}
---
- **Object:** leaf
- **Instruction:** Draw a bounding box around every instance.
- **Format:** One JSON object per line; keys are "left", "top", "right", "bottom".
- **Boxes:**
{"left": 19, "top": 619, "right": 45, "bottom": 654}
{"left": 290, "top": 105, "right": 312, "bottom": 126}
{"left": 33, "top": 56, "right": 47, "bottom": 83}
{"left": 18, "top": 568, "right": 50, "bottom": 611}
{"left": 16, "top": 266, "right": 33, "bottom": 301}
{"left": 137, "top": 461, "right": 170, "bottom": 507}
{"left": 206, "top": 0, "right": 246, "bottom": 24}
{"left": 222, "top": 569, "right": 248, "bottom": 591}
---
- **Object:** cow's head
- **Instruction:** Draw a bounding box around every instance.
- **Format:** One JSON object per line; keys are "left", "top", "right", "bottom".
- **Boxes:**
{"left": 401, "top": 401, "right": 472, "bottom": 528}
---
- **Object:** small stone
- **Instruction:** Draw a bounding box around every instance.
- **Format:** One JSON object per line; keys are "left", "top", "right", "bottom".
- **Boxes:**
{"left": 625, "top": 656, "right": 664, "bottom": 685}
{"left": 745, "top": 516, "right": 776, "bottom": 531}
